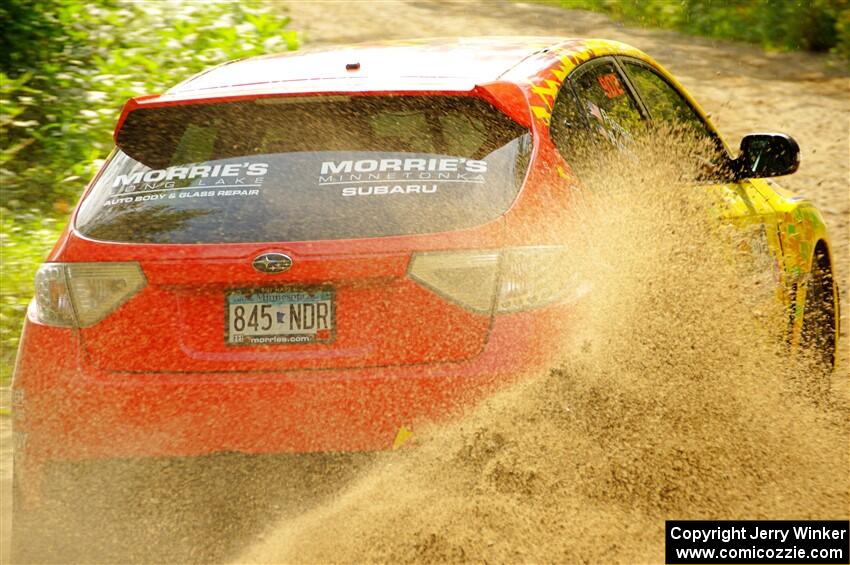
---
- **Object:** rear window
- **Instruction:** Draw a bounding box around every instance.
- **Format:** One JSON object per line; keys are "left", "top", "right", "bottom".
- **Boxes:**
{"left": 76, "top": 96, "right": 530, "bottom": 244}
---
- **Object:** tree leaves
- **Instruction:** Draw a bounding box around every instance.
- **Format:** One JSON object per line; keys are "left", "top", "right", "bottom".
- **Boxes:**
{"left": 1, "top": 0, "right": 299, "bottom": 210}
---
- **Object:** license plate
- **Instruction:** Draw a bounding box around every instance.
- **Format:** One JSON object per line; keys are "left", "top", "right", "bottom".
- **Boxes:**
{"left": 225, "top": 286, "right": 335, "bottom": 346}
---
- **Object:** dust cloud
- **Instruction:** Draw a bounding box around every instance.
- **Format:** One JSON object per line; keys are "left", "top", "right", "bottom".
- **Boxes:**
{"left": 240, "top": 134, "right": 849, "bottom": 564}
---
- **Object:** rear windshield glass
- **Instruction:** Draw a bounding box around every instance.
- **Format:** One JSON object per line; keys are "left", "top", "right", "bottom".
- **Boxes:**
{"left": 76, "top": 96, "right": 531, "bottom": 244}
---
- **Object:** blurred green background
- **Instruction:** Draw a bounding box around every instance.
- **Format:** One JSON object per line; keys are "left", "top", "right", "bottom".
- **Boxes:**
{"left": 552, "top": 0, "right": 850, "bottom": 57}
{"left": 1, "top": 0, "right": 847, "bottom": 385}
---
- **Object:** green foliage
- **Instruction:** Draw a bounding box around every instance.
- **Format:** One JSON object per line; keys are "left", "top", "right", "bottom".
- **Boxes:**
{"left": 0, "top": 0, "right": 298, "bottom": 382}
{"left": 554, "top": 0, "right": 850, "bottom": 58}
{"left": 834, "top": 6, "right": 850, "bottom": 58}
{"left": 1, "top": 0, "right": 298, "bottom": 210}
{"left": 0, "top": 213, "right": 64, "bottom": 382}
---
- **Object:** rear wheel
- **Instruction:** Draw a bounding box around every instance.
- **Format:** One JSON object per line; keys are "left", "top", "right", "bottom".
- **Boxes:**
{"left": 10, "top": 469, "right": 29, "bottom": 564}
{"left": 800, "top": 245, "right": 837, "bottom": 383}
{"left": 11, "top": 458, "right": 49, "bottom": 564}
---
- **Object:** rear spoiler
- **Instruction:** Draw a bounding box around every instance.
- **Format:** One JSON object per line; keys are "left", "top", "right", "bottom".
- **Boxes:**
{"left": 112, "top": 81, "right": 532, "bottom": 144}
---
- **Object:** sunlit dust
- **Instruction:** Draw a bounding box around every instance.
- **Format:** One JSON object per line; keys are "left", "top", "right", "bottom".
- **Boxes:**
{"left": 235, "top": 133, "right": 849, "bottom": 564}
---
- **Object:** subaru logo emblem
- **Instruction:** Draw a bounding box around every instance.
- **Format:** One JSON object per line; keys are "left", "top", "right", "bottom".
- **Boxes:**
{"left": 252, "top": 253, "right": 292, "bottom": 274}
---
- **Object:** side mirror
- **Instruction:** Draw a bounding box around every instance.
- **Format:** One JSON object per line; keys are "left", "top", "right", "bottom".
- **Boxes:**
{"left": 735, "top": 133, "right": 800, "bottom": 179}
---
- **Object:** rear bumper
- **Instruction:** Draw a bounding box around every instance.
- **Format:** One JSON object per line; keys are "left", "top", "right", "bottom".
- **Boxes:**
{"left": 12, "top": 306, "right": 568, "bottom": 466}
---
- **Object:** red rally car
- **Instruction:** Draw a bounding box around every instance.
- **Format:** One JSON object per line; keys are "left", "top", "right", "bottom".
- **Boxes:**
{"left": 11, "top": 37, "right": 837, "bottom": 515}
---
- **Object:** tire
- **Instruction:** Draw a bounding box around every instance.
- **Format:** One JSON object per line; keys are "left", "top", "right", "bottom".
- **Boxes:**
{"left": 800, "top": 246, "right": 837, "bottom": 382}
{"left": 10, "top": 461, "right": 42, "bottom": 565}
{"left": 10, "top": 472, "right": 27, "bottom": 564}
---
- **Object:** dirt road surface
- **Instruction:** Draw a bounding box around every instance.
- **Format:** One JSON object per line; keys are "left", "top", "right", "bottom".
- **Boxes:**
{"left": 1, "top": 1, "right": 847, "bottom": 563}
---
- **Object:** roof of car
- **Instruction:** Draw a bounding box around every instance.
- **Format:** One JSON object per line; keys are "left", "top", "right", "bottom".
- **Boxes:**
{"left": 117, "top": 37, "right": 667, "bottom": 136}
{"left": 166, "top": 36, "right": 633, "bottom": 96}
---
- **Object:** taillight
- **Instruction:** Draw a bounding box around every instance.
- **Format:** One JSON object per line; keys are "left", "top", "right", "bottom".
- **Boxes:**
{"left": 407, "top": 250, "right": 500, "bottom": 313}
{"left": 32, "top": 263, "right": 146, "bottom": 327}
{"left": 497, "top": 246, "right": 576, "bottom": 313}
{"left": 408, "top": 247, "right": 581, "bottom": 314}
{"left": 33, "top": 264, "right": 75, "bottom": 327}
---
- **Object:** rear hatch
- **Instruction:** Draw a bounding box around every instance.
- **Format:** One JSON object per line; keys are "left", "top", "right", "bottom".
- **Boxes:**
{"left": 73, "top": 94, "right": 531, "bottom": 373}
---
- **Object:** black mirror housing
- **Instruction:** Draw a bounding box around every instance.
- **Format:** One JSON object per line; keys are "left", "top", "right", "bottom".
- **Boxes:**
{"left": 735, "top": 133, "right": 800, "bottom": 179}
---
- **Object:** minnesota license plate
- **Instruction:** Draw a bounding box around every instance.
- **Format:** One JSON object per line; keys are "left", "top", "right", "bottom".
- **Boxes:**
{"left": 225, "top": 286, "right": 335, "bottom": 345}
